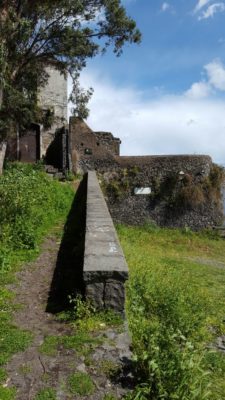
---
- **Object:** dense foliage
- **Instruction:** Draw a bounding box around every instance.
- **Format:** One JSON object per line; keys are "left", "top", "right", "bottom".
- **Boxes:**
{"left": 0, "top": 0, "right": 141, "bottom": 136}
{"left": 117, "top": 224, "right": 225, "bottom": 400}
{"left": 0, "top": 162, "right": 74, "bottom": 252}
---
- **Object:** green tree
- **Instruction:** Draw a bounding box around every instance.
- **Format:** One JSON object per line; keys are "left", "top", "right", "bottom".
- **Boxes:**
{"left": 0, "top": 0, "right": 141, "bottom": 140}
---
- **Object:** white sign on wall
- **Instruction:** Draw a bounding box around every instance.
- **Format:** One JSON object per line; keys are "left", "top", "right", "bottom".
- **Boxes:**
{"left": 134, "top": 187, "right": 151, "bottom": 195}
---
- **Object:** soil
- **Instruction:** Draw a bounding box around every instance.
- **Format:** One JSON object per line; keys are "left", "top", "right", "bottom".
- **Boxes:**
{"left": 5, "top": 230, "right": 134, "bottom": 400}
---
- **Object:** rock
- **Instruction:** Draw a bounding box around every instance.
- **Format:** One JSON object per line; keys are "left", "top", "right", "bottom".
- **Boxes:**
{"left": 76, "top": 363, "right": 87, "bottom": 373}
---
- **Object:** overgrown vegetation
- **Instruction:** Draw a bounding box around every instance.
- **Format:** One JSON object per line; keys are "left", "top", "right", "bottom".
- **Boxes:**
{"left": 0, "top": 162, "right": 74, "bottom": 397}
{"left": 100, "top": 167, "right": 141, "bottom": 200}
{"left": 117, "top": 224, "right": 225, "bottom": 400}
{"left": 0, "top": 162, "right": 74, "bottom": 251}
{"left": 152, "top": 163, "right": 224, "bottom": 212}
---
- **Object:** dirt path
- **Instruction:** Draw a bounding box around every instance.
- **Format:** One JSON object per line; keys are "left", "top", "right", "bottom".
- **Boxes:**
{"left": 6, "top": 230, "right": 133, "bottom": 400}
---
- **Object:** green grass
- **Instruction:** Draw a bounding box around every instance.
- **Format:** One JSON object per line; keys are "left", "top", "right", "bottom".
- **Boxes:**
{"left": 68, "top": 372, "right": 95, "bottom": 396}
{"left": 39, "top": 336, "right": 60, "bottom": 357}
{"left": 117, "top": 224, "right": 225, "bottom": 400}
{"left": 103, "top": 394, "right": 118, "bottom": 400}
{"left": 0, "top": 162, "right": 75, "bottom": 399}
{"left": 34, "top": 388, "right": 56, "bottom": 400}
{"left": 98, "top": 360, "right": 121, "bottom": 378}
{"left": 57, "top": 296, "right": 123, "bottom": 331}
{"left": 0, "top": 387, "right": 16, "bottom": 400}
{"left": 0, "top": 368, "right": 7, "bottom": 383}
{"left": 39, "top": 331, "right": 102, "bottom": 357}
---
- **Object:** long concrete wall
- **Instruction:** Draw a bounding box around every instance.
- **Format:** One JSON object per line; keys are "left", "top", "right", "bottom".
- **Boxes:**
{"left": 83, "top": 171, "right": 128, "bottom": 313}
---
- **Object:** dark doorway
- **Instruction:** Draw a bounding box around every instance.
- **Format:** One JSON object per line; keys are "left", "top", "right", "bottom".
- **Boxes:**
{"left": 19, "top": 124, "right": 40, "bottom": 162}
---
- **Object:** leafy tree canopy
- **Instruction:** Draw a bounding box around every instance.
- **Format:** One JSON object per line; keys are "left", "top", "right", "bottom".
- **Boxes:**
{"left": 0, "top": 0, "right": 141, "bottom": 139}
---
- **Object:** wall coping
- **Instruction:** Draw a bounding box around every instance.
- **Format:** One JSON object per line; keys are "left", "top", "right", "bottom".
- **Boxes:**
{"left": 83, "top": 171, "right": 128, "bottom": 311}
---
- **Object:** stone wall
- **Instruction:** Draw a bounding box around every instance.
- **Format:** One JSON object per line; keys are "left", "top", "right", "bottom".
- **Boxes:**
{"left": 83, "top": 171, "right": 128, "bottom": 312}
{"left": 94, "top": 132, "right": 121, "bottom": 156}
{"left": 69, "top": 118, "right": 224, "bottom": 230}
{"left": 97, "top": 155, "right": 224, "bottom": 230}
{"left": 69, "top": 118, "right": 121, "bottom": 172}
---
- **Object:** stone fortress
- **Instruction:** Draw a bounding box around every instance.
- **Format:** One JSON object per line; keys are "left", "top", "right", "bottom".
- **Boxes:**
{"left": 6, "top": 68, "right": 225, "bottom": 230}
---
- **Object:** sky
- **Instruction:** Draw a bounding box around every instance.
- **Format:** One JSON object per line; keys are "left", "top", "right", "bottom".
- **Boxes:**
{"left": 70, "top": 0, "right": 225, "bottom": 165}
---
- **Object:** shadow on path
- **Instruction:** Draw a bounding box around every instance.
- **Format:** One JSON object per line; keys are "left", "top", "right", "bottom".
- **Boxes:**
{"left": 46, "top": 174, "right": 87, "bottom": 313}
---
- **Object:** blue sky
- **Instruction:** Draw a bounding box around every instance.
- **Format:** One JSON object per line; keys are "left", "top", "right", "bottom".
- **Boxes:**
{"left": 71, "top": 0, "right": 225, "bottom": 164}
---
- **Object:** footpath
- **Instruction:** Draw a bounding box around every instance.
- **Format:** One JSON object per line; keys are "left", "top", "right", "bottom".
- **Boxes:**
{"left": 5, "top": 229, "right": 133, "bottom": 400}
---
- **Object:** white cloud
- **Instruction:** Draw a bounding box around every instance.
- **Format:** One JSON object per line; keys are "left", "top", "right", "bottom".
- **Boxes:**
{"left": 198, "top": 2, "right": 225, "bottom": 19}
{"left": 68, "top": 69, "right": 225, "bottom": 164}
{"left": 184, "top": 59, "right": 225, "bottom": 98}
{"left": 161, "top": 2, "right": 170, "bottom": 12}
{"left": 204, "top": 59, "right": 225, "bottom": 90}
{"left": 160, "top": 2, "right": 175, "bottom": 14}
{"left": 185, "top": 81, "right": 211, "bottom": 99}
{"left": 194, "top": 0, "right": 211, "bottom": 13}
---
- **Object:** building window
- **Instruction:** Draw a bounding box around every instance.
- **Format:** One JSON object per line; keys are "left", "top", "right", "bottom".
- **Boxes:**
{"left": 81, "top": 142, "right": 84, "bottom": 146}
{"left": 97, "top": 142, "right": 100, "bottom": 146}
{"left": 85, "top": 148, "right": 92, "bottom": 155}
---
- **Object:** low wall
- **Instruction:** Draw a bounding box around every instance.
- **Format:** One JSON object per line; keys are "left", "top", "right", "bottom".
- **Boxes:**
{"left": 83, "top": 171, "right": 128, "bottom": 312}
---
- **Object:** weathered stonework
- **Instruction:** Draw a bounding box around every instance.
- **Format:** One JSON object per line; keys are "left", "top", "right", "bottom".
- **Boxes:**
{"left": 98, "top": 156, "right": 223, "bottom": 230}
{"left": 68, "top": 117, "right": 223, "bottom": 230}
{"left": 5, "top": 68, "right": 68, "bottom": 163}
{"left": 83, "top": 171, "right": 128, "bottom": 312}
{"left": 69, "top": 117, "right": 121, "bottom": 173}
{"left": 39, "top": 67, "right": 68, "bottom": 157}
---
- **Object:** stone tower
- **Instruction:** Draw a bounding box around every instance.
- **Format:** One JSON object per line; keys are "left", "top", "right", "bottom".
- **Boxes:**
{"left": 39, "top": 67, "right": 68, "bottom": 157}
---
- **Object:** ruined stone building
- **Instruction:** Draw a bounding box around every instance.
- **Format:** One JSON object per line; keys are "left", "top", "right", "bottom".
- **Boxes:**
{"left": 5, "top": 69, "right": 224, "bottom": 229}
{"left": 6, "top": 68, "right": 121, "bottom": 171}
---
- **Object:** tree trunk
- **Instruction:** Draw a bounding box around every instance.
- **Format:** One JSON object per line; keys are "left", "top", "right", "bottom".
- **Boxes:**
{"left": 0, "top": 81, "right": 6, "bottom": 174}
{"left": 0, "top": 84, "right": 6, "bottom": 175}
{"left": 0, "top": 87, "right": 2, "bottom": 108}
{"left": 0, "top": 4, "right": 10, "bottom": 174}
{"left": 0, "top": 141, "right": 7, "bottom": 175}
